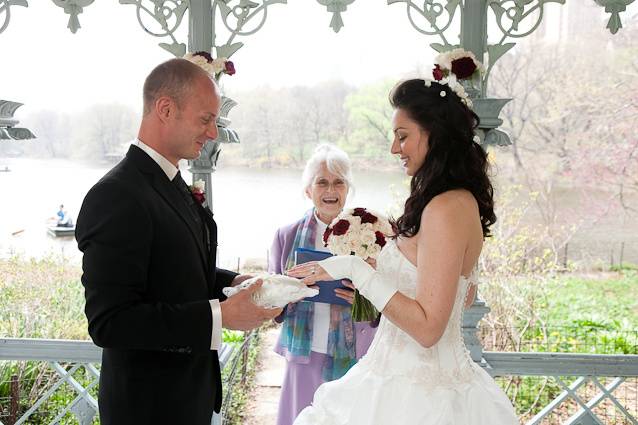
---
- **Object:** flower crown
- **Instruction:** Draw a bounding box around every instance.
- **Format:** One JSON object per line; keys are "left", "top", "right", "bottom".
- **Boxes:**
{"left": 183, "top": 51, "right": 236, "bottom": 80}
{"left": 425, "top": 48, "right": 484, "bottom": 109}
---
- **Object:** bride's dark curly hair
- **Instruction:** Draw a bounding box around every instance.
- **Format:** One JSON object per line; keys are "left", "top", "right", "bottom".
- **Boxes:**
{"left": 389, "top": 79, "right": 496, "bottom": 238}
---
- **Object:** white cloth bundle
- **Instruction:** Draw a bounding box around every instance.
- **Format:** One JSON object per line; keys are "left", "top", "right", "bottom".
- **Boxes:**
{"left": 222, "top": 273, "right": 319, "bottom": 308}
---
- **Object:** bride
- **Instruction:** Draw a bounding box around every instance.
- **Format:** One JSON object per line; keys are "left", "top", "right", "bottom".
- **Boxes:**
{"left": 287, "top": 77, "right": 519, "bottom": 424}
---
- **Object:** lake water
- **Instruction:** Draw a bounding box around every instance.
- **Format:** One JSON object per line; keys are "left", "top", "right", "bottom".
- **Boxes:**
{"left": 1, "top": 156, "right": 636, "bottom": 269}
{"left": 0, "top": 157, "right": 407, "bottom": 270}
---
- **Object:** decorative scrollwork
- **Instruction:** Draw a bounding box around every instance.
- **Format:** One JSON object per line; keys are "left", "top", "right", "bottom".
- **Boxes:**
{"left": 119, "top": 0, "right": 188, "bottom": 57}
{"left": 488, "top": 0, "right": 565, "bottom": 43}
{"left": 0, "top": 0, "right": 28, "bottom": 35}
{"left": 594, "top": 0, "right": 635, "bottom": 34}
{"left": 483, "top": 0, "right": 564, "bottom": 92}
{"left": 316, "top": 0, "right": 355, "bottom": 33}
{"left": 387, "top": 0, "right": 461, "bottom": 48}
{"left": 212, "top": 0, "right": 285, "bottom": 59}
{"left": 51, "top": 0, "right": 95, "bottom": 33}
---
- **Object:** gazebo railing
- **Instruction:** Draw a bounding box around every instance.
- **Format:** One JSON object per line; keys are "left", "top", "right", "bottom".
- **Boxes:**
{"left": 1, "top": 327, "right": 637, "bottom": 424}
{"left": 0, "top": 338, "right": 235, "bottom": 425}
{"left": 484, "top": 352, "right": 638, "bottom": 424}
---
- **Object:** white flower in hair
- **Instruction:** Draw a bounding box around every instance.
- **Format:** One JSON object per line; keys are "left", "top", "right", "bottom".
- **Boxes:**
{"left": 427, "top": 48, "right": 483, "bottom": 109}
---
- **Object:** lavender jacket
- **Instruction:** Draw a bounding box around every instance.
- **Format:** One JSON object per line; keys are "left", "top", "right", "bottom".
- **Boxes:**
{"left": 269, "top": 218, "right": 376, "bottom": 359}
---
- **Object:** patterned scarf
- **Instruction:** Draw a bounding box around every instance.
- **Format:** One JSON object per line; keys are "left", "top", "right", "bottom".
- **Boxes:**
{"left": 278, "top": 208, "right": 357, "bottom": 381}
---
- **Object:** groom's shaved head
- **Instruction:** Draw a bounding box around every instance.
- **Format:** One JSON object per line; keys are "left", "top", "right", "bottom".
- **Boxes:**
{"left": 142, "top": 58, "right": 212, "bottom": 115}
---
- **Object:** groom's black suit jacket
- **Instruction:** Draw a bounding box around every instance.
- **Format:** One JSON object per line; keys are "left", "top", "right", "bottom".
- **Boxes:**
{"left": 76, "top": 145, "right": 237, "bottom": 425}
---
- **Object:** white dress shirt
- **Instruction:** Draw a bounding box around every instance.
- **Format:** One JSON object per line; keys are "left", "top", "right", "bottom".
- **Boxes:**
{"left": 133, "top": 139, "right": 223, "bottom": 351}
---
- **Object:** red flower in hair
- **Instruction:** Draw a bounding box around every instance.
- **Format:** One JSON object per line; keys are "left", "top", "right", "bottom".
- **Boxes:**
{"left": 450, "top": 57, "right": 477, "bottom": 80}
{"left": 432, "top": 64, "right": 444, "bottom": 81}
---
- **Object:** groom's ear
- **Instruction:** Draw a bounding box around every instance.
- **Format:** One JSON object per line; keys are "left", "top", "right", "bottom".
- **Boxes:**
{"left": 155, "top": 96, "right": 173, "bottom": 123}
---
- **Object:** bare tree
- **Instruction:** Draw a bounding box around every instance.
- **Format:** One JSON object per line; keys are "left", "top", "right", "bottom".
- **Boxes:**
{"left": 74, "top": 103, "right": 138, "bottom": 160}
{"left": 21, "top": 110, "right": 72, "bottom": 158}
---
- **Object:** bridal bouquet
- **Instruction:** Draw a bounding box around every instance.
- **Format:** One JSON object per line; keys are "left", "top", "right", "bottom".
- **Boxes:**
{"left": 323, "top": 208, "right": 393, "bottom": 321}
{"left": 222, "top": 274, "right": 318, "bottom": 308}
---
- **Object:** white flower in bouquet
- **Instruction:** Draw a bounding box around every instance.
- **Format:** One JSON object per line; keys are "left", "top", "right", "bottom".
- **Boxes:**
{"left": 322, "top": 207, "right": 394, "bottom": 321}
{"left": 323, "top": 207, "right": 392, "bottom": 260}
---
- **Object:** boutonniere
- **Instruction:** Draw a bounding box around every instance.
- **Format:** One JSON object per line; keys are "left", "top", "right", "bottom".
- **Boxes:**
{"left": 190, "top": 180, "right": 206, "bottom": 204}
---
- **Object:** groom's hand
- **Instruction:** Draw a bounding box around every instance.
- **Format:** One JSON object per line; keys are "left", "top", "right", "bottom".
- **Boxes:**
{"left": 220, "top": 280, "right": 282, "bottom": 331}
{"left": 231, "top": 274, "right": 253, "bottom": 287}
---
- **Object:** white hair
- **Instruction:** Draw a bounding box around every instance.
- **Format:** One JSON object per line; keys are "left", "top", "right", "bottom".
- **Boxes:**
{"left": 301, "top": 143, "right": 354, "bottom": 196}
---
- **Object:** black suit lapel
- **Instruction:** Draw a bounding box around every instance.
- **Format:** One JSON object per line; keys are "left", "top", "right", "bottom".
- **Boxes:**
{"left": 196, "top": 204, "right": 219, "bottom": 288}
{"left": 126, "top": 145, "right": 209, "bottom": 270}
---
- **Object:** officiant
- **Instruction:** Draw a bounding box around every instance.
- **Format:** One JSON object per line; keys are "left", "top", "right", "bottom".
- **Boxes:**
{"left": 268, "top": 143, "right": 377, "bottom": 425}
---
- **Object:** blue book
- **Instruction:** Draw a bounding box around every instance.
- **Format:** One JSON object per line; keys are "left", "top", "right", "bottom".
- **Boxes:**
{"left": 294, "top": 247, "right": 351, "bottom": 306}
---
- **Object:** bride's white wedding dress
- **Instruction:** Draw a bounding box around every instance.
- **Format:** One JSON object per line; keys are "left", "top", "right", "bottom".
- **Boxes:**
{"left": 294, "top": 240, "right": 519, "bottom": 424}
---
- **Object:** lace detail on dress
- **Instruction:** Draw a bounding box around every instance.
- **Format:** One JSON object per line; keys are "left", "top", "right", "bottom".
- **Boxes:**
{"left": 358, "top": 241, "right": 477, "bottom": 386}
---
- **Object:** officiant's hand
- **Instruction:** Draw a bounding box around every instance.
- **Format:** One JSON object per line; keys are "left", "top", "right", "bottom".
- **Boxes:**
{"left": 335, "top": 280, "right": 355, "bottom": 304}
{"left": 221, "top": 279, "right": 283, "bottom": 331}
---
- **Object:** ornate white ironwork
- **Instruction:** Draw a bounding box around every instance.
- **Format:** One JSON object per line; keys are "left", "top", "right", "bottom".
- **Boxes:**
{"left": 387, "top": 0, "right": 460, "bottom": 46}
{"left": 316, "top": 0, "right": 355, "bottom": 33}
{"left": 0, "top": 0, "right": 28, "bottom": 35}
{"left": 212, "top": 0, "right": 286, "bottom": 60}
{"left": 595, "top": 0, "right": 636, "bottom": 34}
{"left": 51, "top": 0, "right": 95, "bottom": 33}
{"left": 119, "top": 0, "right": 189, "bottom": 57}
{"left": 0, "top": 100, "right": 35, "bottom": 140}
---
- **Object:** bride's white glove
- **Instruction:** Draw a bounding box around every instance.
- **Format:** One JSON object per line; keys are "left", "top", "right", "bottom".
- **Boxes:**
{"left": 318, "top": 256, "right": 397, "bottom": 312}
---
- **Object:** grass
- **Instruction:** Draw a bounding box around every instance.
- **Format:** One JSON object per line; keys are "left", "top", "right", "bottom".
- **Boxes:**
{"left": 545, "top": 270, "right": 638, "bottom": 330}
{"left": 0, "top": 255, "right": 87, "bottom": 340}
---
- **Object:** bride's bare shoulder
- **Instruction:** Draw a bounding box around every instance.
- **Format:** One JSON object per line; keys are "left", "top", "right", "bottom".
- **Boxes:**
{"left": 421, "top": 190, "right": 479, "bottom": 223}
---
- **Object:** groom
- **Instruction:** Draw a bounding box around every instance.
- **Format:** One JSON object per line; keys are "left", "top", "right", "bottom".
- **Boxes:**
{"left": 76, "top": 58, "right": 282, "bottom": 425}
